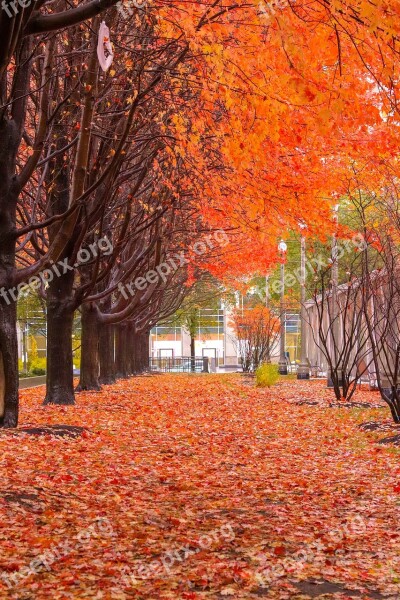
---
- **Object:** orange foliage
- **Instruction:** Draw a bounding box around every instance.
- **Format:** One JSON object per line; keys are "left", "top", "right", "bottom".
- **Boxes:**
{"left": 230, "top": 305, "right": 280, "bottom": 370}
{"left": 152, "top": 0, "right": 400, "bottom": 278}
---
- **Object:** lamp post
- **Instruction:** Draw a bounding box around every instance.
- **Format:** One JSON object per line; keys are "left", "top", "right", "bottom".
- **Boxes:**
{"left": 22, "top": 320, "right": 28, "bottom": 375}
{"left": 297, "top": 233, "right": 310, "bottom": 379}
{"left": 278, "top": 240, "right": 288, "bottom": 375}
{"left": 265, "top": 275, "right": 271, "bottom": 362}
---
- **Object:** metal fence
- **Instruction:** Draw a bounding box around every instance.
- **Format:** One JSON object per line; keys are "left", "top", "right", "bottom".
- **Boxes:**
{"left": 149, "top": 357, "right": 209, "bottom": 373}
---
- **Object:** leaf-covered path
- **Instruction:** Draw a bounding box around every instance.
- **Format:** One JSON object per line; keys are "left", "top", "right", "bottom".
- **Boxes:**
{"left": 1, "top": 375, "right": 400, "bottom": 599}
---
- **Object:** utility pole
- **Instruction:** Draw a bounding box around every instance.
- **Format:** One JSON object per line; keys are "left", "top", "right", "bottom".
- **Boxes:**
{"left": 297, "top": 234, "right": 310, "bottom": 379}
{"left": 278, "top": 240, "right": 288, "bottom": 375}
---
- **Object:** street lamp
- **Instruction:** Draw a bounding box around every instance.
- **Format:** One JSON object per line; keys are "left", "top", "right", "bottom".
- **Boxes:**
{"left": 278, "top": 240, "right": 288, "bottom": 375}
{"left": 297, "top": 230, "right": 310, "bottom": 379}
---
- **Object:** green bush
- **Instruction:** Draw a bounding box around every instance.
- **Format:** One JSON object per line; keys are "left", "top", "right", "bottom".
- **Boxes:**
{"left": 256, "top": 363, "right": 279, "bottom": 388}
{"left": 31, "top": 367, "right": 46, "bottom": 376}
{"left": 19, "top": 356, "right": 46, "bottom": 377}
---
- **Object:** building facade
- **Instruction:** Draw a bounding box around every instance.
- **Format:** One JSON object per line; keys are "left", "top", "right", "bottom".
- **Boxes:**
{"left": 150, "top": 306, "right": 239, "bottom": 365}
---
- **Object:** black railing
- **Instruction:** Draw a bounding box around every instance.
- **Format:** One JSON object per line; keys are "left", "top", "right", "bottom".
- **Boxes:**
{"left": 149, "top": 357, "right": 209, "bottom": 373}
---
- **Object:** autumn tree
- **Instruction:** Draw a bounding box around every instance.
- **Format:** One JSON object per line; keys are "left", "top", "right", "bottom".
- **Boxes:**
{"left": 2, "top": 0, "right": 400, "bottom": 427}
{"left": 0, "top": 0, "right": 131, "bottom": 427}
{"left": 305, "top": 238, "right": 372, "bottom": 401}
{"left": 230, "top": 304, "right": 280, "bottom": 372}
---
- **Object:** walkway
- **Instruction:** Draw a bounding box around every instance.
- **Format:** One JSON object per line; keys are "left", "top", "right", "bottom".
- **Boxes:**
{"left": 1, "top": 375, "right": 398, "bottom": 598}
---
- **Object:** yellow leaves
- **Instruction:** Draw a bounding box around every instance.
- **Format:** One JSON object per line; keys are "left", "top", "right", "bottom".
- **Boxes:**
{"left": 318, "top": 107, "right": 332, "bottom": 124}
{"left": 225, "top": 93, "right": 234, "bottom": 110}
{"left": 170, "top": 113, "right": 186, "bottom": 136}
{"left": 126, "top": 92, "right": 138, "bottom": 105}
{"left": 202, "top": 44, "right": 213, "bottom": 55}
{"left": 202, "top": 43, "right": 224, "bottom": 58}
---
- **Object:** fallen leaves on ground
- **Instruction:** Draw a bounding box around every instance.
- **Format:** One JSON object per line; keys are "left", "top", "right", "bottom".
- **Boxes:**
{"left": 0, "top": 375, "right": 399, "bottom": 599}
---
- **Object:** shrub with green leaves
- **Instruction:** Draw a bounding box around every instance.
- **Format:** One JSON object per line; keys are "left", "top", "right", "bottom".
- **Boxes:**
{"left": 31, "top": 367, "right": 46, "bottom": 376}
{"left": 256, "top": 363, "right": 279, "bottom": 388}
{"left": 30, "top": 357, "right": 46, "bottom": 374}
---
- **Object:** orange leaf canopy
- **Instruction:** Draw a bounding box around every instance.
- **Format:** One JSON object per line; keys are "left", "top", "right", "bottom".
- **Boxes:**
{"left": 155, "top": 0, "right": 400, "bottom": 278}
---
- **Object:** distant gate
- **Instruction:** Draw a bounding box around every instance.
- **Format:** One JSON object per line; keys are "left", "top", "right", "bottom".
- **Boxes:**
{"left": 149, "top": 357, "right": 209, "bottom": 373}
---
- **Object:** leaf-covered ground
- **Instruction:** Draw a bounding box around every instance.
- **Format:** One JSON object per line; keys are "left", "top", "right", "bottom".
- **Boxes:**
{"left": 0, "top": 374, "right": 400, "bottom": 599}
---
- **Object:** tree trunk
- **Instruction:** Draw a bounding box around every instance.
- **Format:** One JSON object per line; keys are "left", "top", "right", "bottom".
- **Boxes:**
{"left": 125, "top": 323, "right": 134, "bottom": 375}
{"left": 130, "top": 330, "right": 138, "bottom": 374}
{"left": 0, "top": 117, "right": 21, "bottom": 428}
{"left": 99, "top": 323, "right": 116, "bottom": 385}
{"left": 44, "top": 99, "right": 77, "bottom": 404}
{"left": 141, "top": 332, "right": 149, "bottom": 372}
{"left": 44, "top": 269, "right": 75, "bottom": 405}
{"left": 0, "top": 300, "right": 19, "bottom": 427}
{"left": 77, "top": 304, "right": 101, "bottom": 391}
{"left": 115, "top": 324, "right": 129, "bottom": 379}
{"left": 132, "top": 331, "right": 149, "bottom": 374}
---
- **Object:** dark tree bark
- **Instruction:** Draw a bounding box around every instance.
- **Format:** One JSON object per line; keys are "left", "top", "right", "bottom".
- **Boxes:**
{"left": 126, "top": 323, "right": 135, "bottom": 376}
{"left": 43, "top": 105, "right": 77, "bottom": 405}
{"left": 99, "top": 323, "right": 116, "bottom": 385}
{"left": 132, "top": 331, "right": 140, "bottom": 374}
{"left": 77, "top": 304, "right": 101, "bottom": 391}
{"left": 0, "top": 116, "right": 22, "bottom": 427}
{"left": 115, "top": 324, "right": 129, "bottom": 379}
{"left": 132, "top": 331, "right": 149, "bottom": 374}
{"left": 25, "top": 0, "right": 120, "bottom": 36}
{"left": 44, "top": 270, "right": 75, "bottom": 405}
{"left": 0, "top": 300, "right": 19, "bottom": 427}
{"left": 141, "top": 332, "right": 150, "bottom": 372}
